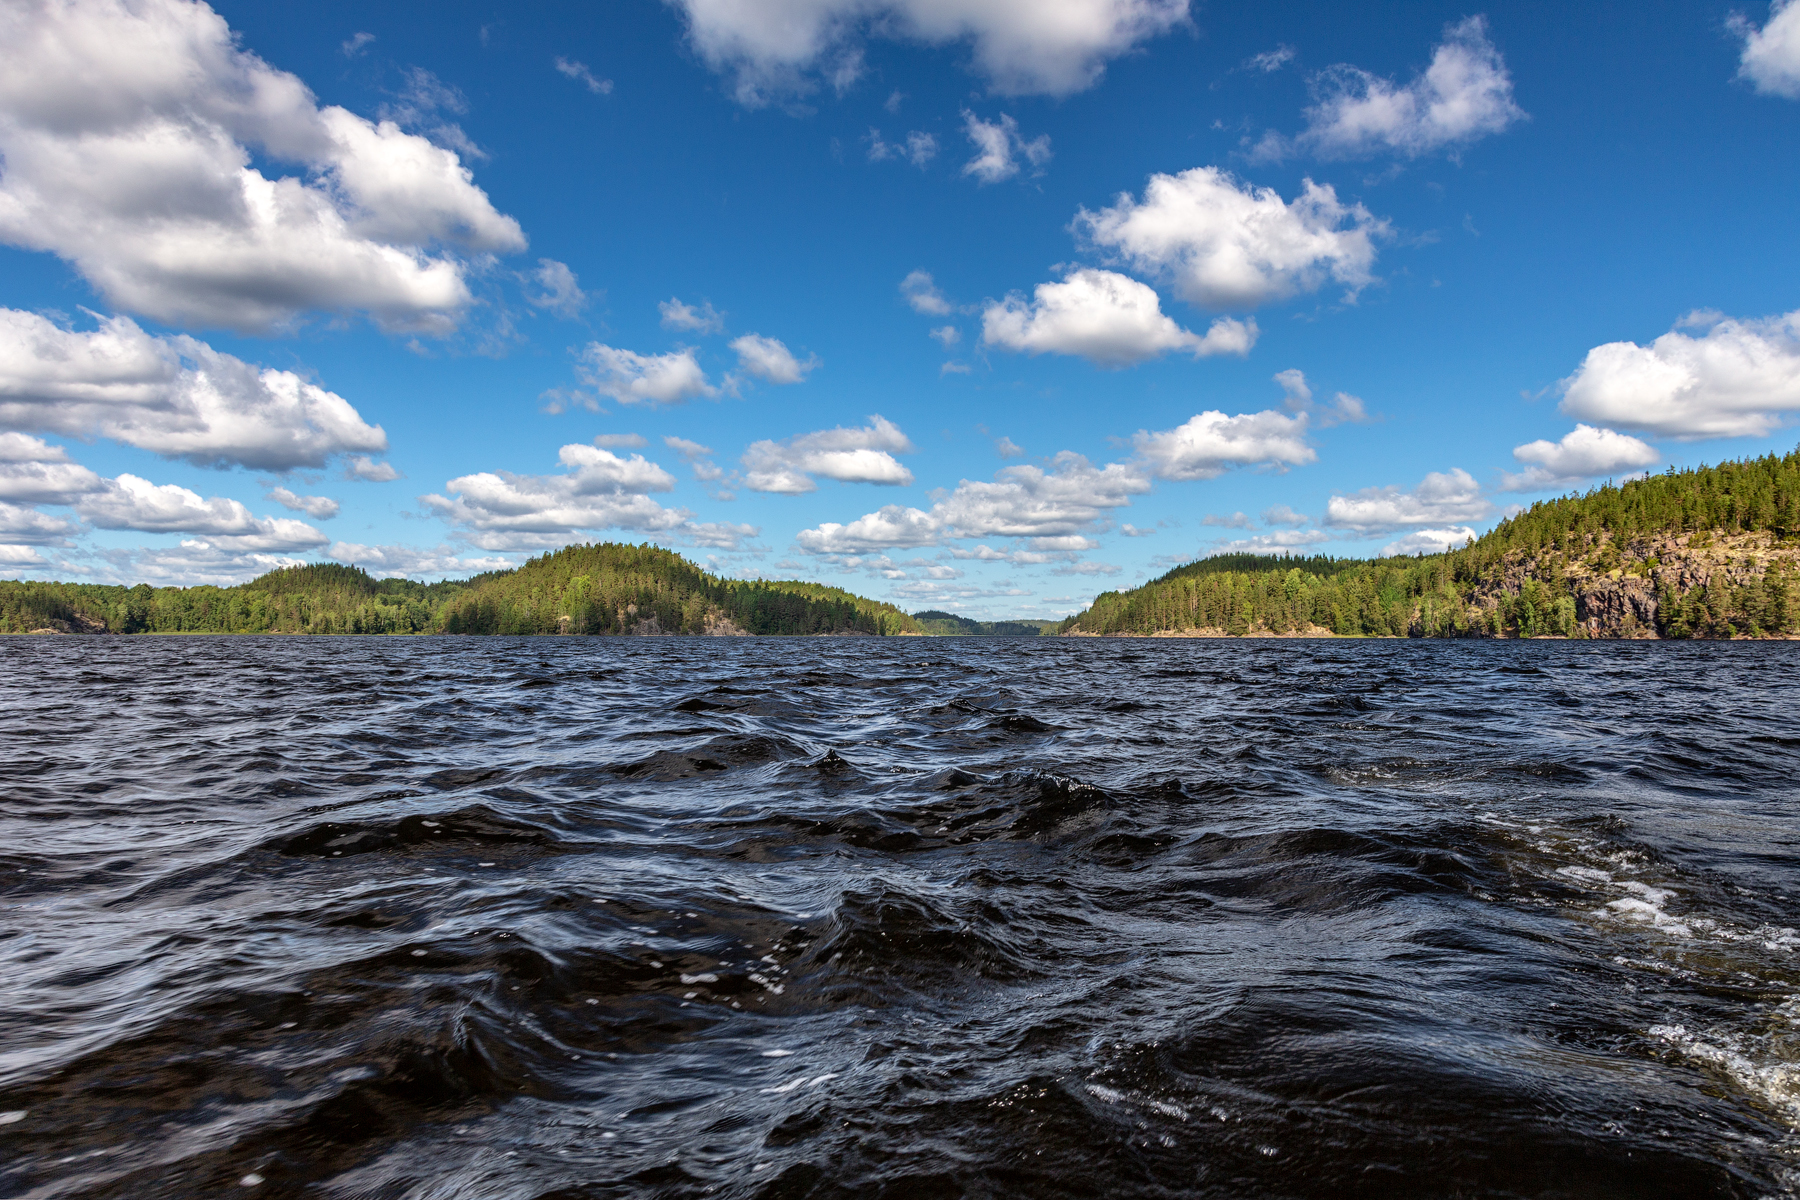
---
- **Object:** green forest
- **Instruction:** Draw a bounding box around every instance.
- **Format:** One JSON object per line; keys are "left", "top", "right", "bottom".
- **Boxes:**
{"left": 1062, "top": 447, "right": 1800, "bottom": 640}
{"left": 0, "top": 543, "right": 921, "bottom": 636}
{"left": 910, "top": 610, "right": 1057, "bottom": 636}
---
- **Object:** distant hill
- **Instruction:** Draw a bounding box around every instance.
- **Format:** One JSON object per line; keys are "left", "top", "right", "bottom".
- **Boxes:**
{"left": 1061, "top": 447, "right": 1800, "bottom": 640}
{"left": 0, "top": 543, "right": 922, "bottom": 636}
{"left": 909, "top": 610, "right": 1058, "bottom": 637}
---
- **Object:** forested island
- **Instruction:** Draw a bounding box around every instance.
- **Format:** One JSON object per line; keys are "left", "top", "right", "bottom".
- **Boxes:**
{"left": 1060, "top": 448, "right": 1800, "bottom": 640}
{"left": 4, "top": 448, "right": 1796, "bottom": 640}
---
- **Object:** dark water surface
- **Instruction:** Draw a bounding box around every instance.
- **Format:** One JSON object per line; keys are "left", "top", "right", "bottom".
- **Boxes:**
{"left": 4, "top": 636, "right": 1800, "bottom": 1199}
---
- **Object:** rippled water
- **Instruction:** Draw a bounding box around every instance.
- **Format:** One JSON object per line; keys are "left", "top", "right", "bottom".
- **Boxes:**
{"left": 4, "top": 636, "right": 1800, "bottom": 1198}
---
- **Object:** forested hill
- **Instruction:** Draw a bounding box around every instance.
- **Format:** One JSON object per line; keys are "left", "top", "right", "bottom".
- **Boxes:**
{"left": 0, "top": 543, "right": 922, "bottom": 636}
{"left": 1062, "top": 447, "right": 1800, "bottom": 640}
{"left": 910, "top": 610, "right": 1058, "bottom": 636}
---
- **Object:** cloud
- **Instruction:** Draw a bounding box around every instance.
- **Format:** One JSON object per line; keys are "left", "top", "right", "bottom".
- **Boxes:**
{"left": 1133, "top": 409, "right": 1315, "bottom": 481}
{"left": 660, "top": 297, "right": 726, "bottom": 334}
{"left": 327, "top": 541, "right": 514, "bottom": 577}
{"left": 1272, "top": 368, "right": 1368, "bottom": 426}
{"left": 343, "top": 454, "right": 403, "bottom": 482}
{"left": 576, "top": 344, "right": 717, "bottom": 406}
{"left": 930, "top": 325, "right": 961, "bottom": 348}
{"left": 668, "top": 0, "right": 1190, "bottom": 105}
{"left": 981, "top": 268, "right": 1256, "bottom": 367}
{"left": 593, "top": 433, "right": 647, "bottom": 449}
{"left": 0, "top": 543, "right": 51, "bottom": 568}
{"left": 1247, "top": 46, "right": 1295, "bottom": 72}
{"left": 524, "top": 259, "right": 587, "bottom": 316}
{"left": 961, "top": 111, "right": 1051, "bottom": 183}
{"left": 796, "top": 503, "right": 941, "bottom": 553}
{"left": 0, "top": 501, "right": 80, "bottom": 546}
{"left": 797, "top": 451, "right": 1150, "bottom": 554}
{"left": 743, "top": 415, "right": 914, "bottom": 493}
{"left": 1734, "top": 0, "right": 1800, "bottom": 98}
{"left": 1210, "top": 528, "right": 1333, "bottom": 554}
{"left": 0, "top": 0, "right": 525, "bottom": 334}
{"left": 1077, "top": 168, "right": 1388, "bottom": 309}
{"left": 994, "top": 436, "right": 1023, "bottom": 458}
{"left": 901, "top": 270, "right": 953, "bottom": 315}
{"left": 76, "top": 474, "right": 328, "bottom": 551}
{"left": 0, "top": 309, "right": 389, "bottom": 471}
{"left": 341, "top": 31, "right": 375, "bottom": 57}
{"left": 1285, "top": 16, "right": 1525, "bottom": 159}
{"left": 265, "top": 486, "right": 340, "bottom": 519}
{"left": 1498, "top": 424, "right": 1659, "bottom": 492}
{"left": 1052, "top": 560, "right": 1121, "bottom": 576}
{"left": 1558, "top": 309, "right": 1800, "bottom": 439}
{"left": 554, "top": 56, "right": 614, "bottom": 94}
{"left": 1202, "top": 511, "right": 1254, "bottom": 529}
{"left": 1261, "top": 503, "right": 1308, "bottom": 526}
{"left": 0, "top": 433, "right": 106, "bottom": 504}
{"left": 869, "top": 128, "right": 938, "bottom": 166}
{"left": 730, "top": 334, "right": 819, "bottom": 384}
{"left": 420, "top": 443, "right": 755, "bottom": 551}
{"left": 1325, "top": 468, "right": 1490, "bottom": 532}
{"left": 1381, "top": 526, "right": 1478, "bottom": 556}
{"left": 664, "top": 435, "right": 727, "bottom": 484}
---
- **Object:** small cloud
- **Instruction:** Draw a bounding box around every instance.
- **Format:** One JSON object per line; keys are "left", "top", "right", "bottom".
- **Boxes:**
{"left": 1120, "top": 523, "right": 1155, "bottom": 537}
{"left": 994, "top": 436, "right": 1023, "bottom": 458}
{"left": 905, "top": 131, "right": 937, "bottom": 167}
{"left": 1201, "top": 511, "right": 1255, "bottom": 529}
{"left": 941, "top": 361, "right": 973, "bottom": 376}
{"left": 1247, "top": 45, "right": 1295, "bottom": 72}
{"left": 659, "top": 297, "right": 725, "bottom": 334}
{"left": 900, "top": 270, "right": 952, "bottom": 315}
{"left": 961, "top": 110, "right": 1051, "bottom": 184}
{"left": 885, "top": 89, "right": 905, "bottom": 113}
{"left": 730, "top": 334, "right": 819, "bottom": 385}
{"left": 524, "top": 259, "right": 587, "bottom": 317}
{"left": 930, "top": 325, "right": 960, "bottom": 347}
{"left": 554, "top": 57, "right": 613, "bottom": 95}
{"left": 1261, "top": 503, "right": 1308, "bottom": 526}
{"left": 265, "top": 486, "right": 340, "bottom": 520}
{"left": 592, "top": 433, "right": 647, "bottom": 448}
{"left": 342, "top": 31, "right": 375, "bottom": 57}
{"left": 343, "top": 455, "right": 402, "bottom": 482}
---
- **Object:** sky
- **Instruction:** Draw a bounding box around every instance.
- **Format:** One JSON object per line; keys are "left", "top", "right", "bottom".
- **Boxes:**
{"left": 2, "top": 0, "right": 1799, "bottom": 618}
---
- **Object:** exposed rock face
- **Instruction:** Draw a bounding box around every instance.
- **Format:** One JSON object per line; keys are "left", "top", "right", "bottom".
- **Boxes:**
{"left": 702, "top": 614, "right": 751, "bottom": 636}
{"left": 1574, "top": 579, "right": 1658, "bottom": 638}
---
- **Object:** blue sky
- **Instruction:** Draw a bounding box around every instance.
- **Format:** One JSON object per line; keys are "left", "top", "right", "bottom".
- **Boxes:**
{"left": 2, "top": 0, "right": 1798, "bottom": 617}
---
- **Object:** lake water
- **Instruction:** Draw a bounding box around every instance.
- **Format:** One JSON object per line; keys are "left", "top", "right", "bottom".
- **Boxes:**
{"left": 3, "top": 636, "right": 1800, "bottom": 1198}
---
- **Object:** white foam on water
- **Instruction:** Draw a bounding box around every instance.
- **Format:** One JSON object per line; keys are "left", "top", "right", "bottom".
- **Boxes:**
{"left": 1649, "top": 1022, "right": 1800, "bottom": 1124}
{"left": 1557, "top": 866, "right": 1613, "bottom": 885}
{"left": 1085, "top": 1084, "right": 1124, "bottom": 1103}
{"left": 761, "top": 1049, "right": 793, "bottom": 1057}
{"left": 410, "top": 949, "right": 427, "bottom": 957}
{"left": 680, "top": 973, "right": 718, "bottom": 984}
{"left": 0, "top": 1111, "right": 25, "bottom": 1124}
{"left": 1601, "top": 884, "right": 1693, "bottom": 938}
{"left": 239, "top": 1173, "right": 263, "bottom": 1186}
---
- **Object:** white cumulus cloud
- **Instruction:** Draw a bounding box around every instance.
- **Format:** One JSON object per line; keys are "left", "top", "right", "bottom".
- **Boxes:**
{"left": 524, "top": 259, "right": 587, "bottom": 317}
{"left": 420, "top": 443, "right": 756, "bottom": 551}
{"left": 1498, "top": 425, "right": 1659, "bottom": 492}
{"left": 0, "top": 0, "right": 526, "bottom": 333}
{"left": 797, "top": 451, "right": 1150, "bottom": 554}
{"left": 576, "top": 344, "right": 718, "bottom": 406}
{"left": 1559, "top": 310, "right": 1800, "bottom": 439}
{"left": 1132, "top": 409, "right": 1315, "bottom": 480}
{"left": 730, "top": 334, "right": 819, "bottom": 384}
{"left": 265, "top": 486, "right": 340, "bottom": 519}
{"left": 0, "top": 309, "right": 390, "bottom": 471}
{"left": 76, "top": 473, "right": 328, "bottom": 551}
{"left": 1381, "top": 526, "right": 1479, "bottom": 556}
{"left": 1077, "top": 168, "right": 1388, "bottom": 309}
{"left": 0, "top": 433, "right": 106, "bottom": 504}
{"left": 743, "top": 416, "right": 914, "bottom": 493}
{"left": 1734, "top": 0, "right": 1800, "bottom": 98}
{"left": 1325, "top": 468, "right": 1490, "bottom": 532}
{"left": 982, "top": 268, "right": 1256, "bottom": 367}
{"left": 660, "top": 297, "right": 726, "bottom": 334}
{"left": 554, "top": 57, "right": 614, "bottom": 95}
{"left": 901, "top": 270, "right": 953, "bottom": 315}
{"left": 1289, "top": 16, "right": 1525, "bottom": 159}
{"left": 961, "top": 110, "right": 1051, "bottom": 183}
{"left": 668, "top": 0, "right": 1190, "bottom": 105}
{"left": 328, "top": 541, "right": 515, "bottom": 577}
